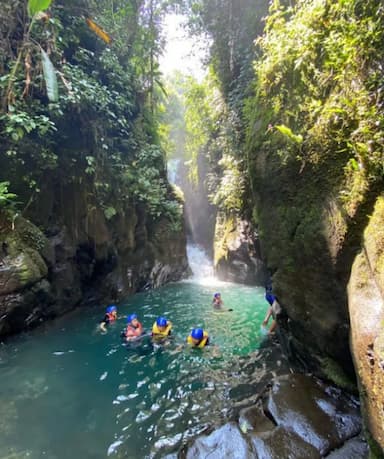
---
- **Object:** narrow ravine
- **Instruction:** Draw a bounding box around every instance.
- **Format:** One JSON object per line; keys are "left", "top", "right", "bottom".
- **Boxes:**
{"left": 1, "top": 0, "right": 383, "bottom": 455}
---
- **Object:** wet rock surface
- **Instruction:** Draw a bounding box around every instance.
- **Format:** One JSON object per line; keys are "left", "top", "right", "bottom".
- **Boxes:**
{"left": 214, "top": 216, "right": 267, "bottom": 285}
{"left": 183, "top": 373, "right": 366, "bottom": 459}
{"left": 0, "top": 207, "right": 189, "bottom": 338}
{"left": 326, "top": 434, "right": 368, "bottom": 459}
{"left": 348, "top": 196, "right": 384, "bottom": 451}
{"left": 266, "top": 374, "right": 361, "bottom": 454}
{"left": 186, "top": 423, "right": 255, "bottom": 459}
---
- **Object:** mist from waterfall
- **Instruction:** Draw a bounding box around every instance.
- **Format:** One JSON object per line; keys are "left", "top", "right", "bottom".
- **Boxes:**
{"left": 168, "top": 161, "right": 215, "bottom": 283}
{"left": 185, "top": 243, "right": 222, "bottom": 287}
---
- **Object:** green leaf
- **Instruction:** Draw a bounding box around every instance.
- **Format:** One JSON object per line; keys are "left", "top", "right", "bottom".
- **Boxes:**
{"left": 104, "top": 206, "right": 117, "bottom": 220}
{"left": 28, "top": 0, "right": 52, "bottom": 17}
{"left": 40, "top": 49, "right": 59, "bottom": 102}
{"left": 275, "top": 124, "right": 303, "bottom": 144}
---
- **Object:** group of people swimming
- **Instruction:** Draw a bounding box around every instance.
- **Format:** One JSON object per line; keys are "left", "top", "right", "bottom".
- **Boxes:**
{"left": 98, "top": 294, "right": 226, "bottom": 348}
{"left": 99, "top": 289, "right": 278, "bottom": 347}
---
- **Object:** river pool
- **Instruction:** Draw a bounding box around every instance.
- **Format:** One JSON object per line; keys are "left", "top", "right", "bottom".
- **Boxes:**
{"left": 0, "top": 275, "right": 277, "bottom": 458}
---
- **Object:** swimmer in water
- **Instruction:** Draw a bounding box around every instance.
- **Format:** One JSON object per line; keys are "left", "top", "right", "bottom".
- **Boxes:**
{"left": 99, "top": 305, "right": 118, "bottom": 332}
{"left": 187, "top": 328, "right": 210, "bottom": 348}
{"left": 212, "top": 292, "right": 223, "bottom": 309}
{"left": 123, "top": 314, "right": 143, "bottom": 341}
{"left": 152, "top": 316, "right": 172, "bottom": 337}
{"left": 212, "top": 292, "right": 233, "bottom": 312}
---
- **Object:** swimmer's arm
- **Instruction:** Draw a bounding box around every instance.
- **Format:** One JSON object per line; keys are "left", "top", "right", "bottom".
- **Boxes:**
{"left": 262, "top": 307, "right": 273, "bottom": 325}
{"left": 99, "top": 321, "right": 107, "bottom": 332}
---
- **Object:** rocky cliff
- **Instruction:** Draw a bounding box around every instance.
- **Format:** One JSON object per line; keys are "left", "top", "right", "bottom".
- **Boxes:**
{"left": 214, "top": 213, "right": 267, "bottom": 285}
{"left": 250, "top": 135, "right": 384, "bottom": 451}
{"left": 348, "top": 195, "right": 384, "bottom": 452}
{"left": 0, "top": 195, "right": 189, "bottom": 338}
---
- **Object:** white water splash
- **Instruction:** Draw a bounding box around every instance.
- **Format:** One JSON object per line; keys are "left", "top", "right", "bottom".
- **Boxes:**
{"left": 107, "top": 440, "right": 123, "bottom": 456}
{"left": 99, "top": 372, "right": 108, "bottom": 381}
{"left": 186, "top": 244, "right": 216, "bottom": 284}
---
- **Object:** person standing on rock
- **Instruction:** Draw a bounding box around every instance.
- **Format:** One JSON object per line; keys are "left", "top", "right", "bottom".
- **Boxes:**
{"left": 262, "top": 287, "right": 281, "bottom": 334}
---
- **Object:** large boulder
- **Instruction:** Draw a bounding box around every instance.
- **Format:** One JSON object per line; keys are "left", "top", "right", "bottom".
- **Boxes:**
{"left": 185, "top": 373, "right": 365, "bottom": 459}
{"left": 214, "top": 214, "right": 267, "bottom": 285}
{"left": 186, "top": 423, "right": 254, "bottom": 459}
{"left": 348, "top": 195, "right": 384, "bottom": 451}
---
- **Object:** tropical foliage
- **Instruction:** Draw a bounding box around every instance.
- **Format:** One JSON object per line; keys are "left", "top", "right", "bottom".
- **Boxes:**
{"left": 245, "top": 0, "right": 384, "bottom": 216}
{"left": 0, "top": 0, "right": 183, "bottom": 228}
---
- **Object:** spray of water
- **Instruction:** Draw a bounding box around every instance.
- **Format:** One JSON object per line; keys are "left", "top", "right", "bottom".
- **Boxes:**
{"left": 186, "top": 243, "right": 223, "bottom": 287}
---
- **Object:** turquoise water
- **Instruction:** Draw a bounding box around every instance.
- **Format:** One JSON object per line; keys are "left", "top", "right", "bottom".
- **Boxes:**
{"left": 0, "top": 279, "right": 272, "bottom": 459}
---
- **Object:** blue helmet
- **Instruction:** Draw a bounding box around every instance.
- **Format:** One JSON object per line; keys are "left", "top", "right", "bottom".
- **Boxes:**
{"left": 106, "top": 305, "right": 117, "bottom": 313}
{"left": 214, "top": 292, "right": 220, "bottom": 298}
{"left": 191, "top": 328, "right": 204, "bottom": 340}
{"left": 127, "top": 313, "right": 138, "bottom": 323}
{"left": 265, "top": 293, "right": 275, "bottom": 305}
{"left": 156, "top": 317, "right": 167, "bottom": 327}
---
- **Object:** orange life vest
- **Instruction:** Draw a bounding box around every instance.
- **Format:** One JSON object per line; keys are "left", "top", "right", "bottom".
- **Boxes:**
{"left": 106, "top": 312, "right": 116, "bottom": 322}
{"left": 125, "top": 321, "right": 143, "bottom": 337}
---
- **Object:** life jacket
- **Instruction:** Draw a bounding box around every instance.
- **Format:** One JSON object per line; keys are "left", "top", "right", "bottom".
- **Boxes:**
{"left": 106, "top": 312, "right": 116, "bottom": 322}
{"left": 187, "top": 331, "right": 209, "bottom": 348}
{"left": 152, "top": 322, "right": 172, "bottom": 337}
{"left": 125, "top": 321, "right": 143, "bottom": 337}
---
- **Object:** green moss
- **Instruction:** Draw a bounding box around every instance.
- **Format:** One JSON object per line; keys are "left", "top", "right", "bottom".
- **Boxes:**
{"left": 14, "top": 217, "right": 48, "bottom": 252}
{"left": 214, "top": 214, "right": 236, "bottom": 266}
{"left": 17, "top": 250, "right": 47, "bottom": 285}
{"left": 366, "top": 430, "right": 384, "bottom": 459}
{"left": 320, "top": 356, "right": 357, "bottom": 392}
{"left": 365, "top": 196, "right": 384, "bottom": 291}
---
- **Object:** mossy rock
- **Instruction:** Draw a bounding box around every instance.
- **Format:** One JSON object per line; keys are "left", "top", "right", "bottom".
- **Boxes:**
{"left": 0, "top": 216, "right": 49, "bottom": 295}
{"left": 319, "top": 356, "right": 357, "bottom": 392}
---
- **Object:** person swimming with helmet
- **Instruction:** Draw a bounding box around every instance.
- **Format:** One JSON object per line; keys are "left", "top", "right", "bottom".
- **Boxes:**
{"left": 212, "top": 292, "right": 233, "bottom": 312}
{"left": 212, "top": 292, "right": 223, "bottom": 309}
{"left": 187, "top": 328, "right": 209, "bottom": 348}
{"left": 99, "top": 305, "right": 118, "bottom": 332}
{"left": 152, "top": 316, "right": 172, "bottom": 339}
{"left": 124, "top": 313, "right": 143, "bottom": 341}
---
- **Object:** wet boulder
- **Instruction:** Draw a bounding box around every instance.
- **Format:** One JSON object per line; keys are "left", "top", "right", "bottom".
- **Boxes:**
{"left": 184, "top": 373, "right": 363, "bottom": 459}
{"left": 251, "top": 425, "right": 322, "bottom": 459}
{"left": 214, "top": 215, "right": 267, "bottom": 285}
{"left": 266, "top": 374, "right": 361, "bottom": 455}
{"left": 186, "top": 423, "right": 254, "bottom": 459}
{"left": 325, "top": 434, "right": 368, "bottom": 459}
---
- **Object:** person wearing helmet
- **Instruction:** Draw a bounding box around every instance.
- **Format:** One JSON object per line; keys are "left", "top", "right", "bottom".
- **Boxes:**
{"left": 262, "top": 287, "right": 281, "bottom": 334}
{"left": 212, "top": 292, "right": 223, "bottom": 309}
{"left": 187, "top": 328, "right": 209, "bottom": 348}
{"left": 212, "top": 293, "right": 233, "bottom": 312}
{"left": 152, "top": 316, "right": 172, "bottom": 338}
{"left": 99, "top": 305, "right": 118, "bottom": 332}
{"left": 124, "top": 314, "right": 143, "bottom": 341}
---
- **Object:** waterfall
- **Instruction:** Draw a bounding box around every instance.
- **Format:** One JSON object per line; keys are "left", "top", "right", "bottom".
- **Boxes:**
{"left": 167, "top": 158, "right": 181, "bottom": 185}
{"left": 186, "top": 243, "right": 215, "bottom": 282}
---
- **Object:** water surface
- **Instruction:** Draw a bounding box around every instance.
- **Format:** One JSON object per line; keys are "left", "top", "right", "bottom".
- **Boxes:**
{"left": 0, "top": 279, "right": 275, "bottom": 458}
